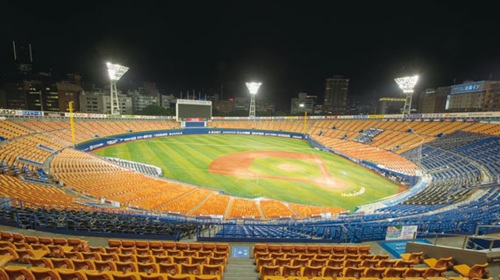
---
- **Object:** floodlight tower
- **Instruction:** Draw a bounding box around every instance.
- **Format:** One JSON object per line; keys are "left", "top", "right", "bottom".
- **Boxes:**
{"left": 246, "top": 82, "right": 261, "bottom": 118}
{"left": 106, "top": 62, "right": 129, "bottom": 115}
{"left": 394, "top": 75, "right": 419, "bottom": 117}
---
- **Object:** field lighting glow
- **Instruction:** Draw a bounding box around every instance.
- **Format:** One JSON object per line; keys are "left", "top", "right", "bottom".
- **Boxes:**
{"left": 394, "top": 75, "right": 419, "bottom": 94}
{"left": 246, "top": 82, "right": 262, "bottom": 95}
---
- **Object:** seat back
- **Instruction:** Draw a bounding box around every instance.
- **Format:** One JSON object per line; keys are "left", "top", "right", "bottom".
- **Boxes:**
{"left": 94, "top": 260, "right": 118, "bottom": 272}
{"left": 467, "top": 263, "right": 489, "bottom": 278}
{"left": 4, "top": 266, "right": 36, "bottom": 280}
{"left": 343, "top": 267, "right": 365, "bottom": 278}
{"left": 423, "top": 267, "right": 447, "bottom": 278}
{"left": 281, "top": 265, "right": 302, "bottom": 278}
{"left": 363, "top": 267, "right": 386, "bottom": 278}
{"left": 158, "top": 263, "right": 180, "bottom": 275}
{"left": 302, "top": 266, "right": 323, "bottom": 279}
{"left": 137, "top": 263, "right": 159, "bottom": 274}
{"left": 29, "top": 267, "right": 61, "bottom": 280}
{"left": 57, "top": 269, "right": 87, "bottom": 280}
{"left": 72, "top": 259, "right": 96, "bottom": 271}
{"left": 201, "top": 264, "right": 224, "bottom": 276}
{"left": 180, "top": 263, "right": 201, "bottom": 275}
{"left": 322, "top": 266, "right": 343, "bottom": 278}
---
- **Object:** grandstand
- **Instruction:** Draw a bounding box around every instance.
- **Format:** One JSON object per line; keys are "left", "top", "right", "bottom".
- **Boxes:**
{"left": 0, "top": 111, "right": 499, "bottom": 279}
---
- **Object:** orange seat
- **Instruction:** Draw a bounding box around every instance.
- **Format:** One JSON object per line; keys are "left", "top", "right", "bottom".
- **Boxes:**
{"left": 82, "top": 252, "right": 102, "bottom": 261}
{"left": 135, "top": 240, "right": 149, "bottom": 249}
{"left": 148, "top": 241, "right": 163, "bottom": 250}
{"left": 302, "top": 265, "right": 323, "bottom": 279}
{"left": 423, "top": 257, "right": 454, "bottom": 269}
{"left": 399, "top": 251, "right": 424, "bottom": 264}
{"left": 137, "top": 255, "right": 155, "bottom": 264}
{"left": 281, "top": 265, "right": 302, "bottom": 278}
{"left": 85, "top": 271, "right": 114, "bottom": 280}
{"left": 422, "top": 267, "right": 447, "bottom": 278}
{"left": 201, "top": 264, "right": 224, "bottom": 277}
{"left": 180, "top": 263, "right": 201, "bottom": 275}
{"left": 158, "top": 263, "right": 180, "bottom": 275}
{"left": 100, "top": 253, "right": 119, "bottom": 262}
{"left": 383, "top": 267, "right": 407, "bottom": 278}
{"left": 138, "top": 263, "right": 160, "bottom": 274}
{"left": 72, "top": 259, "right": 97, "bottom": 271}
{"left": 343, "top": 267, "right": 365, "bottom": 278}
{"left": 453, "top": 263, "right": 489, "bottom": 278}
{"left": 189, "top": 243, "right": 203, "bottom": 251}
{"left": 108, "top": 239, "right": 122, "bottom": 248}
{"left": 51, "top": 258, "right": 75, "bottom": 270}
{"left": 402, "top": 267, "right": 427, "bottom": 278}
{"left": 191, "top": 256, "right": 208, "bottom": 265}
{"left": 115, "top": 261, "right": 139, "bottom": 274}
{"left": 111, "top": 272, "right": 140, "bottom": 280}
{"left": 64, "top": 251, "right": 84, "bottom": 260}
{"left": 94, "top": 260, "right": 118, "bottom": 272}
{"left": 28, "top": 257, "right": 54, "bottom": 269}
{"left": 29, "top": 267, "right": 61, "bottom": 280}
{"left": 362, "top": 267, "right": 386, "bottom": 279}
{"left": 4, "top": 266, "right": 36, "bottom": 280}
{"left": 322, "top": 266, "right": 343, "bottom": 279}
{"left": 57, "top": 269, "right": 86, "bottom": 280}
{"left": 259, "top": 265, "right": 281, "bottom": 280}
{"left": 138, "top": 273, "right": 167, "bottom": 280}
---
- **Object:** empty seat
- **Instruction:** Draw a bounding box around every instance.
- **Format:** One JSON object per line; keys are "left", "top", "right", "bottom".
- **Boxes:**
{"left": 158, "top": 263, "right": 180, "bottom": 275}
{"left": 302, "top": 266, "right": 323, "bottom": 279}
{"left": 423, "top": 257, "right": 454, "bottom": 269}
{"left": 4, "top": 266, "right": 36, "bottom": 280}
{"left": 94, "top": 260, "right": 118, "bottom": 272}
{"left": 29, "top": 266, "right": 62, "bottom": 280}
{"left": 453, "top": 262, "right": 489, "bottom": 278}
{"left": 72, "top": 259, "right": 97, "bottom": 271}
{"left": 400, "top": 251, "right": 424, "bottom": 264}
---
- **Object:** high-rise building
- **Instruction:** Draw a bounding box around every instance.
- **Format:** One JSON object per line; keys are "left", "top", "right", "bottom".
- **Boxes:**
{"left": 290, "top": 92, "right": 316, "bottom": 114}
{"left": 12, "top": 41, "right": 33, "bottom": 76}
{"left": 80, "top": 88, "right": 132, "bottom": 114}
{"left": 446, "top": 80, "right": 500, "bottom": 112}
{"left": 323, "top": 75, "right": 349, "bottom": 115}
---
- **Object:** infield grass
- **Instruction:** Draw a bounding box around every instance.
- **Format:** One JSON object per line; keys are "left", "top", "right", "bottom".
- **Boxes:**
{"left": 93, "top": 135, "right": 401, "bottom": 211}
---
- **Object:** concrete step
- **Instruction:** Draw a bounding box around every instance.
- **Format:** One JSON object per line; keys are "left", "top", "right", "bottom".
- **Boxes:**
{"left": 224, "top": 257, "right": 258, "bottom": 280}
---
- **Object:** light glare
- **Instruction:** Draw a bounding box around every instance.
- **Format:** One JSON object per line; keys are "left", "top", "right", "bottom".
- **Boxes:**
{"left": 394, "top": 75, "right": 419, "bottom": 94}
{"left": 107, "top": 62, "right": 129, "bottom": 81}
{"left": 246, "top": 82, "right": 262, "bottom": 95}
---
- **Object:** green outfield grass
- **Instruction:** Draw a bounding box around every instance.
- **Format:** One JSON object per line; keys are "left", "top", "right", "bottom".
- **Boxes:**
{"left": 93, "top": 135, "right": 401, "bottom": 211}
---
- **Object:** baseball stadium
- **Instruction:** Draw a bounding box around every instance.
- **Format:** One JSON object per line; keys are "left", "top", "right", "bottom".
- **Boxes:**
{"left": 0, "top": 106, "right": 499, "bottom": 280}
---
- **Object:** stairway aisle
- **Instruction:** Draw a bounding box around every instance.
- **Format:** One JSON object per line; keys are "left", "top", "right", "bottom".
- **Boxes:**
{"left": 224, "top": 257, "right": 259, "bottom": 280}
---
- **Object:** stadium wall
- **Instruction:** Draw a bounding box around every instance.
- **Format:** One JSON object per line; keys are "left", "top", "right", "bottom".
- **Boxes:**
{"left": 75, "top": 129, "right": 306, "bottom": 152}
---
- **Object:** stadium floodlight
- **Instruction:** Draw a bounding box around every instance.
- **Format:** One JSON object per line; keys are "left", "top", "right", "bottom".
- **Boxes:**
{"left": 246, "top": 82, "right": 261, "bottom": 118}
{"left": 394, "top": 75, "right": 419, "bottom": 116}
{"left": 106, "top": 62, "right": 129, "bottom": 115}
{"left": 299, "top": 103, "right": 307, "bottom": 133}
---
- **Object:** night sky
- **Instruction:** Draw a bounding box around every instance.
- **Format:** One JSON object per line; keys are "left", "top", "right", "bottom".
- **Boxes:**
{"left": 1, "top": 1, "right": 500, "bottom": 110}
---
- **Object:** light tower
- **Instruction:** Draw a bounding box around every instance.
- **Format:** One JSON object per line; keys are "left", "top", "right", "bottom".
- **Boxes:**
{"left": 394, "top": 75, "right": 419, "bottom": 117}
{"left": 299, "top": 103, "right": 307, "bottom": 133}
{"left": 106, "top": 62, "right": 129, "bottom": 115}
{"left": 246, "top": 82, "right": 261, "bottom": 118}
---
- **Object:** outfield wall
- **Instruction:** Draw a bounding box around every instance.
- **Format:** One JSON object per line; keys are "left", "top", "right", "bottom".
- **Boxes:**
{"left": 75, "top": 129, "right": 306, "bottom": 152}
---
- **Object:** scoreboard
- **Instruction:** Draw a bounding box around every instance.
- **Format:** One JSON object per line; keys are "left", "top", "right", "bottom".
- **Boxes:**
{"left": 176, "top": 99, "right": 212, "bottom": 122}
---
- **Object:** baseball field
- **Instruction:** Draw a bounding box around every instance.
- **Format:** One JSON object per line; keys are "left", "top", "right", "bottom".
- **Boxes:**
{"left": 93, "top": 135, "right": 403, "bottom": 211}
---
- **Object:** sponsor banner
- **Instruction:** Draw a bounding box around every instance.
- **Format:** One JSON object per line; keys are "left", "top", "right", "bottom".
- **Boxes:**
{"left": 44, "top": 112, "right": 65, "bottom": 117}
{"left": 76, "top": 129, "right": 304, "bottom": 152}
{"left": 0, "top": 109, "right": 19, "bottom": 115}
{"left": 386, "top": 225, "right": 418, "bottom": 240}
{"left": 368, "top": 115, "right": 384, "bottom": 119}
{"left": 21, "top": 110, "right": 42, "bottom": 116}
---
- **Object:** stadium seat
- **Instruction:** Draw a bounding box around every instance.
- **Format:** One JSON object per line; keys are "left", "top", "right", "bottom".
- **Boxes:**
{"left": 94, "top": 260, "right": 118, "bottom": 272}
{"left": 453, "top": 262, "right": 489, "bottom": 278}
{"left": 85, "top": 271, "right": 114, "bottom": 280}
{"left": 28, "top": 257, "right": 54, "bottom": 269}
{"left": 57, "top": 269, "right": 87, "bottom": 280}
{"left": 400, "top": 251, "right": 424, "bottom": 264}
{"left": 29, "top": 267, "right": 62, "bottom": 280}
{"left": 362, "top": 267, "right": 386, "bottom": 278}
{"left": 158, "top": 263, "right": 180, "bottom": 275}
{"left": 402, "top": 267, "right": 427, "bottom": 278}
{"left": 72, "top": 259, "right": 96, "bottom": 270}
{"left": 422, "top": 267, "right": 447, "bottom": 278}
{"left": 4, "top": 266, "right": 36, "bottom": 280}
{"left": 423, "top": 257, "right": 454, "bottom": 269}
{"left": 281, "top": 265, "right": 303, "bottom": 278}
{"left": 302, "top": 266, "right": 323, "bottom": 279}
{"left": 138, "top": 263, "right": 160, "bottom": 274}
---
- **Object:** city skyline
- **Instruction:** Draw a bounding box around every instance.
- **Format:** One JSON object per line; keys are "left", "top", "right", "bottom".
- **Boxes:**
{"left": 1, "top": 1, "right": 500, "bottom": 110}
